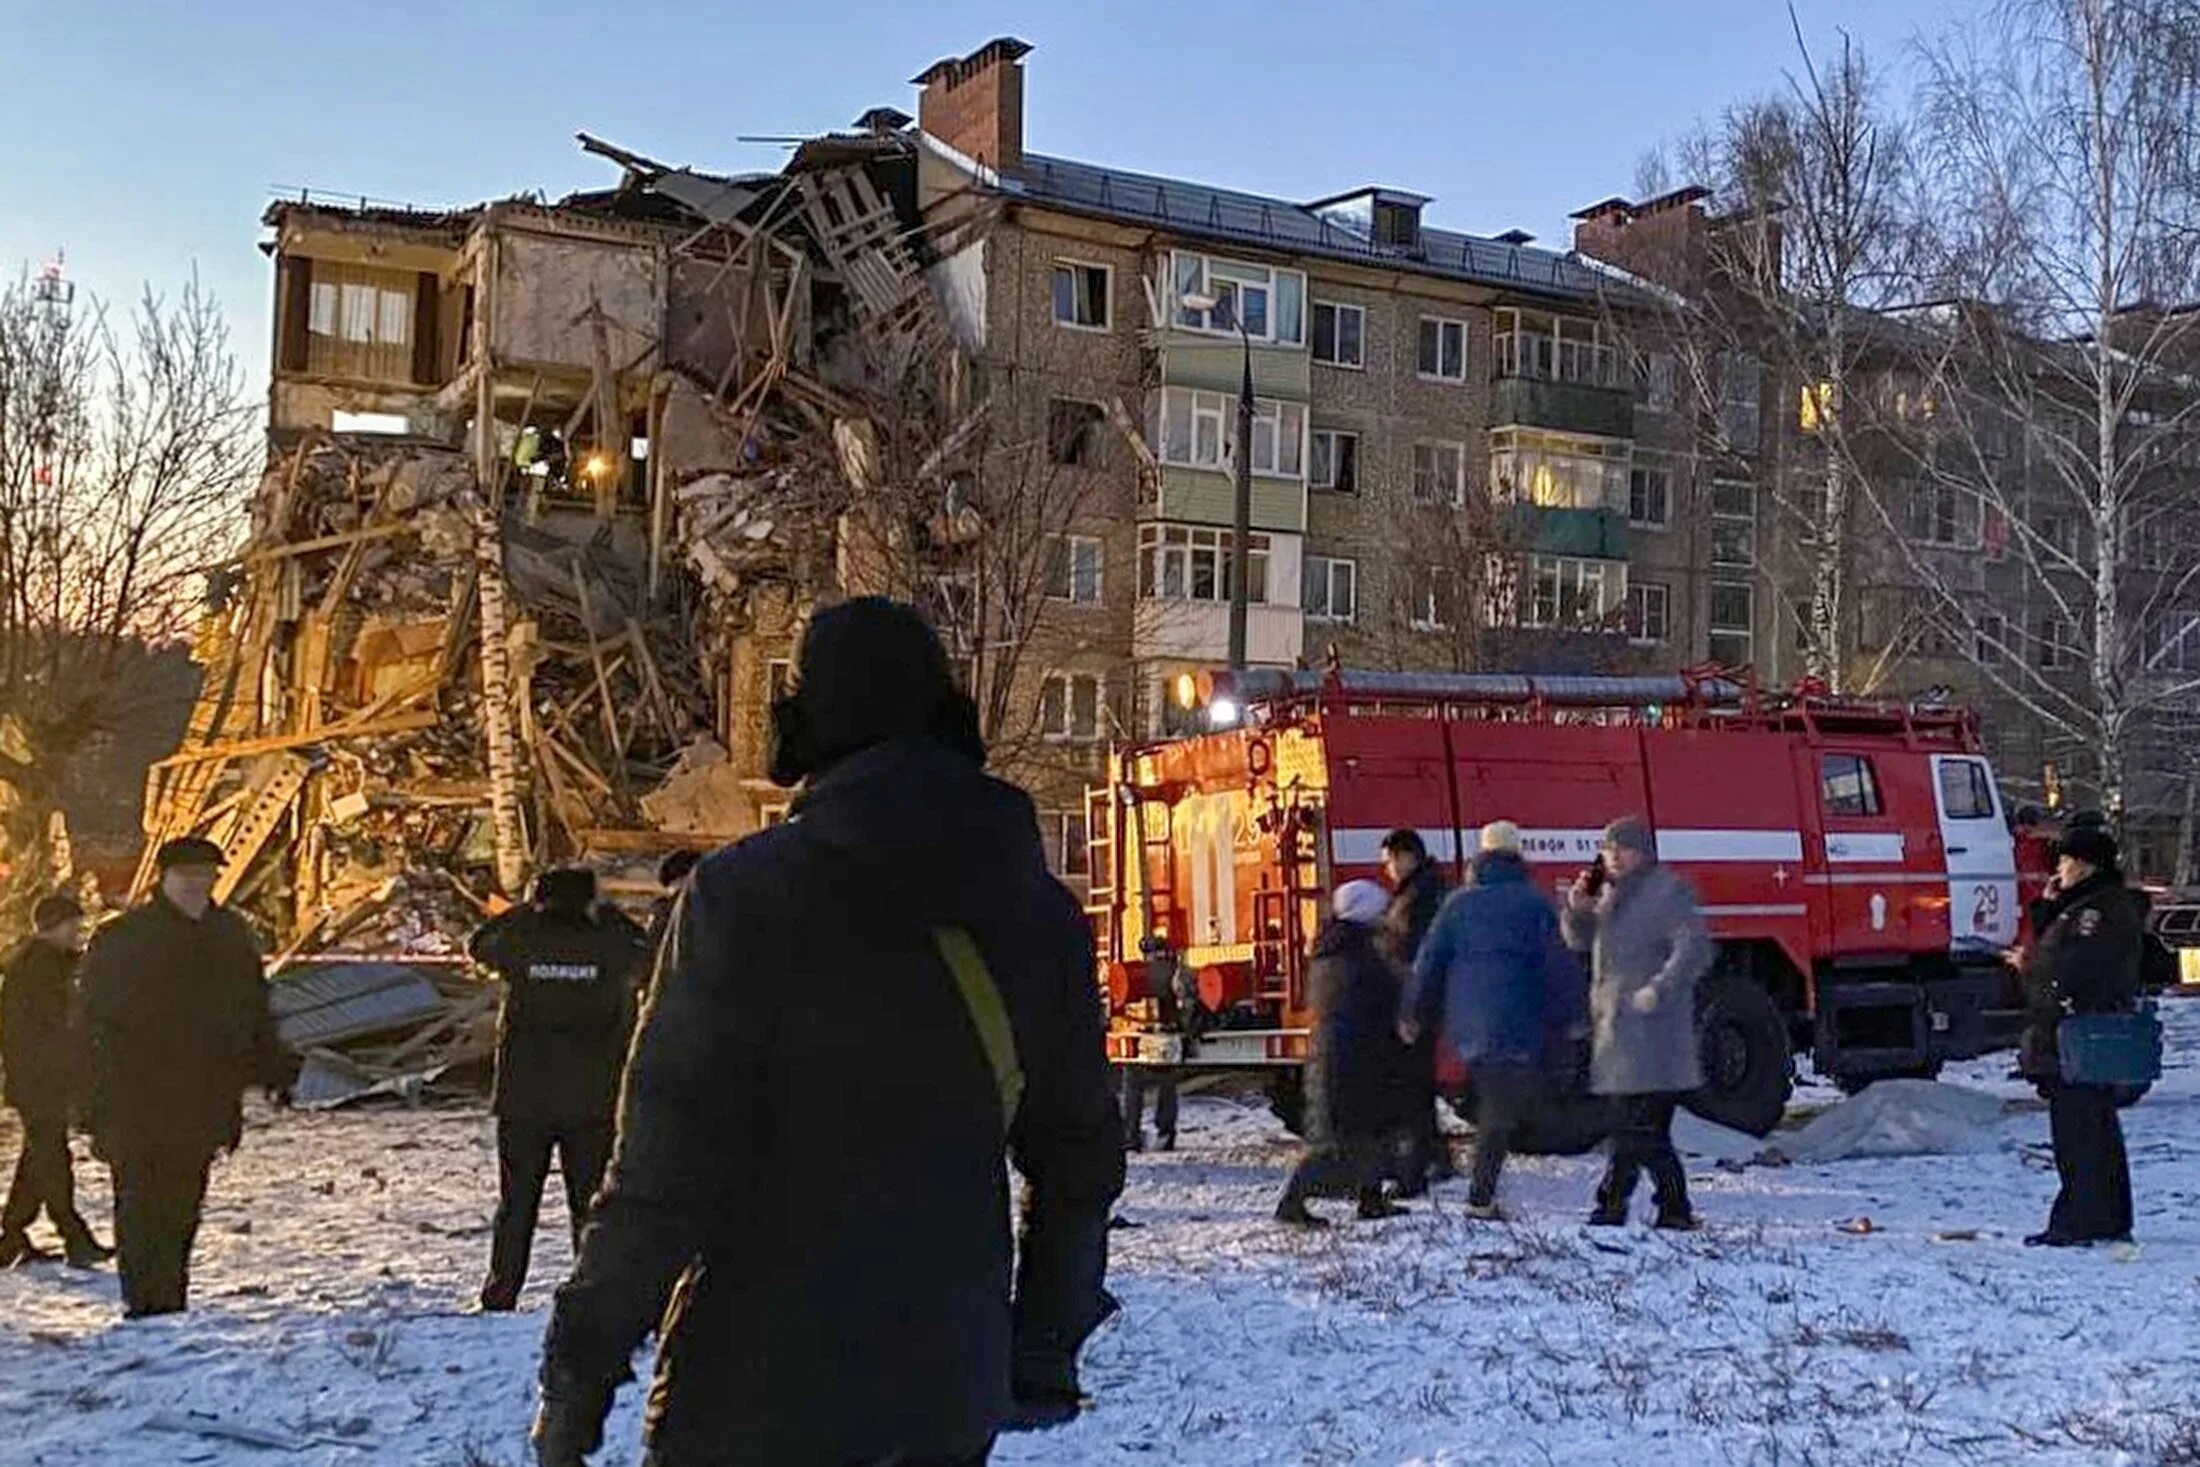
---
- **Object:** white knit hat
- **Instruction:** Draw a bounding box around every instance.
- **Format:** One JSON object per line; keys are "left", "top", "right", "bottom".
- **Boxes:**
{"left": 1479, "top": 819, "right": 1523, "bottom": 855}
{"left": 1333, "top": 879, "right": 1390, "bottom": 925}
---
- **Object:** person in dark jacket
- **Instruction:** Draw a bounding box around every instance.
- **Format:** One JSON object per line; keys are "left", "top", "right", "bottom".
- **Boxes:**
{"left": 1276, "top": 881, "right": 1413, "bottom": 1229}
{"left": 1407, "top": 823, "right": 1585, "bottom": 1220}
{"left": 80, "top": 838, "right": 287, "bottom": 1318}
{"left": 1120, "top": 940, "right": 1182, "bottom": 1152}
{"left": 2016, "top": 824, "right": 2143, "bottom": 1247}
{"left": 472, "top": 868, "right": 651, "bottom": 1313}
{"left": 532, "top": 599, "right": 1124, "bottom": 1467}
{"left": 1379, "top": 828, "right": 1453, "bottom": 1194}
{"left": 0, "top": 893, "right": 108, "bottom": 1268}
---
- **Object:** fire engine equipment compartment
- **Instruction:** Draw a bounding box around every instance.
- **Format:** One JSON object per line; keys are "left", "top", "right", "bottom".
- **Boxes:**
{"left": 1089, "top": 667, "right": 2031, "bottom": 1141}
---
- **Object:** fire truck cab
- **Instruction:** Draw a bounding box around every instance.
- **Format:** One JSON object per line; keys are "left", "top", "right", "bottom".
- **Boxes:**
{"left": 1088, "top": 667, "right": 2033, "bottom": 1138}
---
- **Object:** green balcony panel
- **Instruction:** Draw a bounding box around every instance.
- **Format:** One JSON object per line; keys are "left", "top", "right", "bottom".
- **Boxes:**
{"left": 1157, "top": 334, "right": 1311, "bottom": 400}
{"left": 1507, "top": 503, "right": 1629, "bottom": 559}
{"left": 1492, "top": 376, "right": 1636, "bottom": 439}
{"left": 1157, "top": 466, "right": 1307, "bottom": 534}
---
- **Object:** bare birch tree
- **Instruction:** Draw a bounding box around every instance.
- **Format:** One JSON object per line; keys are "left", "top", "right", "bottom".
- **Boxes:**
{"left": 0, "top": 270, "right": 255, "bottom": 919}
{"left": 1888, "top": 0, "right": 2200, "bottom": 828}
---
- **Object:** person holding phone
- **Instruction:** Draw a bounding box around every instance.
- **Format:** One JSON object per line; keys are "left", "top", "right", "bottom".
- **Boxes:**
{"left": 1563, "top": 817, "right": 1711, "bottom": 1230}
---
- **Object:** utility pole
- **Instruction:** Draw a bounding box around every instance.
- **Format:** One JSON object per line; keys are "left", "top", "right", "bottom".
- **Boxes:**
{"left": 1228, "top": 317, "right": 1253, "bottom": 671}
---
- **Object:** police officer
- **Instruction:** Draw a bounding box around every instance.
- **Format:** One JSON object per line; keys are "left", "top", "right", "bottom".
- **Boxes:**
{"left": 80, "top": 838, "right": 287, "bottom": 1318}
{"left": 472, "top": 869, "right": 649, "bottom": 1311}
{"left": 1, "top": 893, "right": 109, "bottom": 1268}
{"left": 2018, "top": 824, "right": 2143, "bottom": 1247}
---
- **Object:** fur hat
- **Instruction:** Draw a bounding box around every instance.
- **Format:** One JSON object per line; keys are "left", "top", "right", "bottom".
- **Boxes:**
{"left": 1479, "top": 820, "right": 1523, "bottom": 855}
{"left": 1602, "top": 816, "right": 1655, "bottom": 856}
{"left": 769, "top": 598, "right": 983, "bottom": 786}
{"left": 1332, "top": 879, "right": 1390, "bottom": 926}
{"left": 2057, "top": 825, "right": 2120, "bottom": 871}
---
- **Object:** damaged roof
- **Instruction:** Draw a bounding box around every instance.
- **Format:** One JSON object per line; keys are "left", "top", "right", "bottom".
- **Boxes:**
{"left": 957, "top": 147, "right": 1635, "bottom": 306}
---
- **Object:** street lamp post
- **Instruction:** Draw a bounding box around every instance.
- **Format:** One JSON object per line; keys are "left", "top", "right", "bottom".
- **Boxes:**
{"left": 1181, "top": 292, "right": 1256, "bottom": 671}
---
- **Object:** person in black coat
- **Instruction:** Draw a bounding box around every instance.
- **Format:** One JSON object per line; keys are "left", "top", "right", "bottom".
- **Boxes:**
{"left": 0, "top": 893, "right": 108, "bottom": 1268}
{"left": 1276, "top": 881, "right": 1413, "bottom": 1229}
{"left": 2017, "top": 824, "right": 2144, "bottom": 1247}
{"left": 80, "top": 838, "right": 288, "bottom": 1318}
{"left": 532, "top": 599, "right": 1124, "bottom": 1467}
{"left": 1379, "top": 829, "right": 1452, "bottom": 1194}
{"left": 643, "top": 849, "right": 701, "bottom": 967}
{"left": 471, "top": 868, "right": 651, "bottom": 1312}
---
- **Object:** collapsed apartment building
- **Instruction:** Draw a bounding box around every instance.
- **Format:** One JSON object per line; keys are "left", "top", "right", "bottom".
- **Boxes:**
{"left": 133, "top": 118, "right": 1002, "bottom": 970}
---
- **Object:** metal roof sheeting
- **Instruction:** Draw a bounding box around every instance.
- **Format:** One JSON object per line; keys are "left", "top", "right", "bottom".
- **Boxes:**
{"left": 1005, "top": 152, "right": 1629, "bottom": 304}
{"left": 269, "top": 963, "right": 449, "bottom": 1050}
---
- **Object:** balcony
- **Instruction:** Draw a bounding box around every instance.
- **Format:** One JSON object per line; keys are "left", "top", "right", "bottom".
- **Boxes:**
{"left": 1507, "top": 502, "right": 1629, "bottom": 559}
{"left": 1491, "top": 375, "right": 1636, "bottom": 439}
{"left": 1153, "top": 467, "right": 1306, "bottom": 533}
{"left": 1132, "top": 600, "right": 1305, "bottom": 666}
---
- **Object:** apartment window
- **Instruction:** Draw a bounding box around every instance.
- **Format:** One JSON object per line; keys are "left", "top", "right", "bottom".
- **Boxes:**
{"left": 1417, "top": 317, "right": 1467, "bottom": 381}
{"left": 1821, "top": 754, "right": 1885, "bottom": 817}
{"left": 1493, "top": 307, "right": 1620, "bottom": 387}
{"left": 1718, "top": 351, "right": 1763, "bottom": 451}
{"left": 1310, "top": 429, "right": 1359, "bottom": 493}
{"left": 1625, "top": 581, "right": 1669, "bottom": 643}
{"left": 1046, "top": 535, "right": 1104, "bottom": 605}
{"left": 1052, "top": 261, "right": 1111, "bottom": 330}
{"left": 1311, "top": 302, "right": 1365, "bottom": 368}
{"left": 1489, "top": 428, "right": 1629, "bottom": 512}
{"left": 1798, "top": 380, "right": 1836, "bottom": 435}
{"left": 1711, "top": 479, "right": 1756, "bottom": 568}
{"left": 1054, "top": 811, "right": 1091, "bottom": 878}
{"left": 759, "top": 803, "right": 791, "bottom": 829}
{"left": 1150, "top": 387, "right": 1305, "bottom": 478}
{"left": 766, "top": 659, "right": 794, "bottom": 704}
{"left": 2036, "top": 613, "right": 2074, "bottom": 670}
{"left": 1525, "top": 555, "right": 1624, "bottom": 629}
{"left": 1974, "top": 612, "right": 2007, "bottom": 666}
{"left": 1171, "top": 251, "right": 1305, "bottom": 346}
{"left": 2034, "top": 511, "right": 2080, "bottom": 562}
{"left": 1634, "top": 350, "right": 1678, "bottom": 413}
{"left": 1628, "top": 463, "right": 1671, "bottom": 527}
{"left": 1303, "top": 555, "right": 1358, "bottom": 623}
{"left": 1412, "top": 441, "right": 1467, "bottom": 506}
{"left": 1047, "top": 398, "right": 1106, "bottom": 466}
{"left": 1409, "top": 567, "right": 1456, "bottom": 630}
{"left": 305, "top": 261, "right": 416, "bottom": 382}
{"left": 1709, "top": 581, "right": 1754, "bottom": 665}
{"left": 2144, "top": 607, "right": 2200, "bottom": 673}
{"left": 1138, "top": 523, "right": 1271, "bottom": 605}
{"left": 1903, "top": 481, "right": 1981, "bottom": 549}
{"left": 1040, "top": 674, "right": 1105, "bottom": 743}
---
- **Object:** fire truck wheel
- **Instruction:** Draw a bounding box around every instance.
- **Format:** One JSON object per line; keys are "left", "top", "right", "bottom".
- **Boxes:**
{"left": 1687, "top": 974, "right": 1793, "bottom": 1138}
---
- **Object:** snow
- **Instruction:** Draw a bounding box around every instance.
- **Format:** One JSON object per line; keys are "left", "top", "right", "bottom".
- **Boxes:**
{"left": 1764, "top": 1079, "right": 2011, "bottom": 1164}
{"left": 5, "top": 1005, "right": 2200, "bottom": 1466}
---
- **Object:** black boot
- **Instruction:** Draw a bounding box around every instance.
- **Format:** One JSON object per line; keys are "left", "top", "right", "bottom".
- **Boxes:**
{"left": 1356, "top": 1192, "right": 1410, "bottom": 1221}
{"left": 1275, "top": 1197, "right": 1330, "bottom": 1229}
{"left": 62, "top": 1230, "right": 115, "bottom": 1269}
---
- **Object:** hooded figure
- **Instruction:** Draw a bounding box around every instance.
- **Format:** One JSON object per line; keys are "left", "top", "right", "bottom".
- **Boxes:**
{"left": 1274, "top": 881, "right": 1414, "bottom": 1229}
{"left": 535, "top": 599, "right": 1124, "bottom": 1467}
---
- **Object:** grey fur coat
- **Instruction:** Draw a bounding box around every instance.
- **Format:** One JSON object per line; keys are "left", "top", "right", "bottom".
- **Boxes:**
{"left": 1561, "top": 861, "right": 1711, "bottom": 1096}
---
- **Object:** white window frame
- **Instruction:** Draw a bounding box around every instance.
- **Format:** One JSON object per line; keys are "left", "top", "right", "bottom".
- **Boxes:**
{"left": 759, "top": 802, "right": 791, "bottom": 828}
{"left": 1310, "top": 300, "right": 1365, "bottom": 369}
{"left": 1169, "top": 251, "right": 1306, "bottom": 347}
{"left": 1974, "top": 611, "right": 2007, "bottom": 666}
{"left": 1412, "top": 440, "right": 1467, "bottom": 507}
{"left": 1046, "top": 397, "right": 1106, "bottom": 467}
{"left": 766, "top": 659, "right": 794, "bottom": 704}
{"left": 1626, "top": 581, "right": 1670, "bottom": 645}
{"left": 1409, "top": 567, "right": 1455, "bottom": 632}
{"left": 1149, "top": 387, "right": 1306, "bottom": 480}
{"left": 1040, "top": 672, "right": 1107, "bottom": 744}
{"left": 1489, "top": 427, "right": 1630, "bottom": 512}
{"left": 1310, "top": 429, "right": 1359, "bottom": 493}
{"left": 1138, "top": 523, "right": 1272, "bottom": 606}
{"left": 1635, "top": 350, "right": 1677, "bottom": 413}
{"left": 1053, "top": 810, "right": 1091, "bottom": 878}
{"left": 1523, "top": 555, "right": 1626, "bottom": 629}
{"left": 1051, "top": 259, "right": 1112, "bottom": 332}
{"left": 1417, "top": 316, "right": 1467, "bottom": 383}
{"left": 1718, "top": 350, "right": 1763, "bottom": 452}
{"left": 1303, "top": 554, "right": 1358, "bottom": 623}
{"left": 1492, "top": 306, "right": 1620, "bottom": 388}
{"left": 1904, "top": 480, "right": 1983, "bottom": 550}
{"left": 1046, "top": 534, "right": 1104, "bottom": 605}
{"left": 1628, "top": 460, "right": 1672, "bottom": 529}
{"left": 1710, "top": 478, "right": 1756, "bottom": 568}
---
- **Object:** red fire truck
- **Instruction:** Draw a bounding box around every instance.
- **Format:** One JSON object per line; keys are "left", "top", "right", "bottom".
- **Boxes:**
{"left": 1088, "top": 667, "right": 2038, "bottom": 1138}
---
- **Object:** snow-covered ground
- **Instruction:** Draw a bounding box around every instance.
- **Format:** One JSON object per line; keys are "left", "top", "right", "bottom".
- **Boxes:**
{"left": 8, "top": 1005, "right": 2200, "bottom": 1466}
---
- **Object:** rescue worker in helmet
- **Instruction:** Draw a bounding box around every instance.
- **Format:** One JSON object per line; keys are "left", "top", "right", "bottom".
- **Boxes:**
{"left": 471, "top": 868, "right": 651, "bottom": 1312}
{"left": 1378, "top": 828, "right": 1453, "bottom": 1194}
{"left": 2016, "top": 824, "right": 2142, "bottom": 1247}
{"left": 1275, "top": 881, "right": 1413, "bottom": 1229}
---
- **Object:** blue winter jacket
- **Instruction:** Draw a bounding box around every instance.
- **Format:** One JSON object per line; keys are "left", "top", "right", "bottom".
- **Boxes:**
{"left": 1409, "top": 851, "right": 1586, "bottom": 1066}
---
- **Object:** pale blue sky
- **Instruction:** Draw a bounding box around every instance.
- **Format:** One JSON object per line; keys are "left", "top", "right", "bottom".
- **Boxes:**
{"left": 6, "top": 0, "right": 1972, "bottom": 369}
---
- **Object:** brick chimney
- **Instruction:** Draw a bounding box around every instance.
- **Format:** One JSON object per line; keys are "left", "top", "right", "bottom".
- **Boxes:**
{"left": 1571, "top": 186, "right": 1713, "bottom": 291}
{"left": 913, "top": 37, "right": 1031, "bottom": 175}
